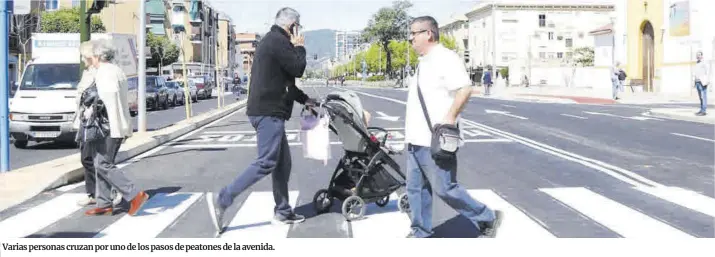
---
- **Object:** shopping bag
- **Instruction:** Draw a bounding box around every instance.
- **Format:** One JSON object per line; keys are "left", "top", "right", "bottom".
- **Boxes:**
{"left": 300, "top": 110, "right": 331, "bottom": 165}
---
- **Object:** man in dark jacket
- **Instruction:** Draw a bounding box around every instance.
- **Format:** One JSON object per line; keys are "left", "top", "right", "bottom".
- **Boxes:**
{"left": 207, "top": 7, "right": 315, "bottom": 234}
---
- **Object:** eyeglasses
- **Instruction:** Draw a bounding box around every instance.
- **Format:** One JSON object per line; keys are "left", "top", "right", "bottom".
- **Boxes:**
{"left": 409, "top": 30, "right": 428, "bottom": 36}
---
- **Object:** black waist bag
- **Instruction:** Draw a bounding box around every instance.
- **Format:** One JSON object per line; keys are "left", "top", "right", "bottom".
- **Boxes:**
{"left": 415, "top": 66, "right": 461, "bottom": 161}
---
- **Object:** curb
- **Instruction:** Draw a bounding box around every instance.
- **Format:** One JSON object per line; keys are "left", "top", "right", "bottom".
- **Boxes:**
{"left": 44, "top": 99, "right": 248, "bottom": 192}
{"left": 645, "top": 109, "right": 715, "bottom": 125}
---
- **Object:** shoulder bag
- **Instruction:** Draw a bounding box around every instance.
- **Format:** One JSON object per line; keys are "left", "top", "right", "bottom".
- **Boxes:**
{"left": 415, "top": 65, "right": 461, "bottom": 160}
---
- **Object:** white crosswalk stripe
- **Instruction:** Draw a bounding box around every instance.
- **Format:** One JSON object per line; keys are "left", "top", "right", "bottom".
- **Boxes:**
{"left": 0, "top": 186, "right": 712, "bottom": 238}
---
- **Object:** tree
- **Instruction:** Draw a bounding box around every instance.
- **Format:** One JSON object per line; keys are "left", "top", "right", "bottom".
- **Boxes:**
{"left": 147, "top": 32, "right": 180, "bottom": 70}
{"left": 573, "top": 47, "right": 594, "bottom": 67}
{"left": 39, "top": 7, "right": 105, "bottom": 33}
{"left": 11, "top": 10, "right": 42, "bottom": 73}
{"left": 440, "top": 33, "right": 458, "bottom": 52}
{"left": 362, "top": 0, "right": 413, "bottom": 78}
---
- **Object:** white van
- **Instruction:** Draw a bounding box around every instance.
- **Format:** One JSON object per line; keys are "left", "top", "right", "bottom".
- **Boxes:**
{"left": 9, "top": 33, "right": 138, "bottom": 148}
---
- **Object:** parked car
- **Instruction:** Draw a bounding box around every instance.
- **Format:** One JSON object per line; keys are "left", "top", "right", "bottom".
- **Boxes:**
{"left": 176, "top": 79, "right": 198, "bottom": 103}
{"left": 146, "top": 76, "right": 169, "bottom": 110}
{"left": 165, "top": 81, "right": 186, "bottom": 106}
{"left": 127, "top": 76, "right": 139, "bottom": 116}
{"left": 188, "top": 76, "right": 213, "bottom": 99}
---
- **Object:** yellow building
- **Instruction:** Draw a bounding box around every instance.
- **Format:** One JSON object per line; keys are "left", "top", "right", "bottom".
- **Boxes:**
{"left": 611, "top": 0, "right": 714, "bottom": 96}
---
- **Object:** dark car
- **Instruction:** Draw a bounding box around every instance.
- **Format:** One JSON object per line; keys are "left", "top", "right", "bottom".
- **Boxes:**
{"left": 165, "top": 81, "right": 185, "bottom": 106}
{"left": 145, "top": 76, "right": 170, "bottom": 110}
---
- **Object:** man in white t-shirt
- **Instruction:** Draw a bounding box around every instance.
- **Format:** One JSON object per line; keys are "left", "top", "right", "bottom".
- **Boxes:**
{"left": 403, "top": 16, "right": 503, "bottom": 238}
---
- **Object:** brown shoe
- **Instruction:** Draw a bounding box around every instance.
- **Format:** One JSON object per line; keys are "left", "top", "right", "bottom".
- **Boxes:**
{"left": 85, "top": 207, "right": 113, "bottom": 216}
{"left": 127, "top": 191, "right": 149, "bottom": 216}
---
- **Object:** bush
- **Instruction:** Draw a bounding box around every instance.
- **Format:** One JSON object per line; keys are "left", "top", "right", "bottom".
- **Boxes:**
{"left": 367, "top": 75, "right": 385, "bottom": 81}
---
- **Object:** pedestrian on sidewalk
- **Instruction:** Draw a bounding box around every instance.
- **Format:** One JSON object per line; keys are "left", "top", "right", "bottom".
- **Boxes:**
{"left": 482, "top": 67, "right": 492, "bottom": 96}
{"left": 404, "top": 16, "right": 503, "bottom": 238}
{"left": 207, "top": 7, "right": 317, "bottom": 234}
{"left": 611, "top": 62, "right": 623, "bottom": 100}
{"left": 81, "top": 39, "right": 149, "bottom": 216}
{"left": 694, "top": 51, "right": 710, "bottom": 116}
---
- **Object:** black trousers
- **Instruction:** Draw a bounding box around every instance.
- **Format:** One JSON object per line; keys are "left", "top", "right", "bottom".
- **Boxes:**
{"left": 80, "top": 141, "right": 97, "bottom": 198}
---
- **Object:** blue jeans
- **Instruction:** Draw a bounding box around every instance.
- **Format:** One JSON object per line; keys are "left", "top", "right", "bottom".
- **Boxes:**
{"left": 696, "top": 81, "right": 708, "bottom": 113}
{"left": 218, "top": 116, "right": 294, "bottom": 218}
{"left": 406, "top": 144, "right": 495, "bottom": 238}
{"left": 612, "top": 79, "right": 620, "bottom": 99}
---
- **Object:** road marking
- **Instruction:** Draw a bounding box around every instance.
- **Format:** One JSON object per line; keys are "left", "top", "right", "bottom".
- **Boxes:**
{"left": 633, "top": 186, "right": 715, "bottom": 217}
{"left": 203, "top": 128, "right": 407, "bottom": 134}
{"left": 468, "top": 190, "right": 555, "bottom": 238}
{"left": 541, "top": 187, "right": 693, "bottom": 238}
{"left": 583, "top": 111, "right": 661, "bottom": 121}
{"left": 560, "top": 114, "right": 587, "bottom": 119}
{"left": 94, "top": 192, "right": 202, "bottom": 238}
{"left": 115, "top": 106, "right": 247, "bottom": 169}
{"left": 170, "top": 138, "right": 512, "bottom": 148}
{"left": 464, "top": 138, "right": 512, "bottom": 143}
{"left": 375, "top": 111, "right": 400, "bottom": 121}
{"left": 351, "top": 90, "right": 663, "bottom": 189}
{"left": 221, "top": 191, "right": 299, "bottom": 239}
{"left": 349, "top": 192, "right": 411, "bottom": 238}
{"left": 501, "top": 104, "right": 516, "bottom": 108}
{"left": 0, "top": 193, "right": 84, "bottom": 238}
{"left": 671, "top": 133, "right": 715, "bottom": 143}
{"left": 56, "top": 181, "right": 85, "bottom": 192}
{"left": 462, "top": 129, "right": 490, "bottom": 137}
{"left": 485, "top": 109, "right": 528, "bottom": 120}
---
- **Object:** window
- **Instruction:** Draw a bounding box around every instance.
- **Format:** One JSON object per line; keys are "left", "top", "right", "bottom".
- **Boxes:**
{"left": 539, "top": 52, "right": 546, "bottom": 58}
{"left": 557, "top": 35, "right": 563, "bottom": 40}
{"left": 548, "top": 32, "right": 554, "bottom": 40}
{"left": 538, "top": 14, "right": 546, "bottom": 27}
{"left": 566, "top": 52, "right": 573, "bottom": 59}
{"left": 565, "top": 38, "right": 573, "bottom": 47}
{"left": 557, "top": 52, "right": 563, "bottom": 58}
{"left": 548, "top": 52, "right": 555, "bottom": 59}
{"left": 45, "top": 0, "right": 59, "bottom": 11}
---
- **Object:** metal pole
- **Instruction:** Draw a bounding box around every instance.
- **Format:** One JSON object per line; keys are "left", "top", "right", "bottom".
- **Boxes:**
{"left": 1, "top": 0, "right": 13, "bottom": 172}
{"left": 137, "top": 0, "right": 147, "bottom": 133}
{"left": 180, "top": 32, "right": 191, "bottom": 119}
{"left": 80, "top": 0, "right": 90, "bottom": 71}
{"left": 491, "top": 3, "right": 497, "bottom": 87}
{"left": 215, "top": 35, "right": 221, "bottom": 108}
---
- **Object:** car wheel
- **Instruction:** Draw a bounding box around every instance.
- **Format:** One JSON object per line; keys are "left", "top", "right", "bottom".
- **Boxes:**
{"left": 14, "top": 140, "right": 28, "bottom": 149}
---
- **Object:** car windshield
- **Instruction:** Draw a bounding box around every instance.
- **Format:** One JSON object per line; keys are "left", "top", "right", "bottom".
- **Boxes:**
{"left": 19, "top": 64, "right": 81, "bottom": 90}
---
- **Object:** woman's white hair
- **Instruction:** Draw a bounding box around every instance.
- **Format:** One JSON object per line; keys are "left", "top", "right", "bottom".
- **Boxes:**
{"left": 91, "top": 39, "right": 117, "bottom": 62}
{"left": 274, "top": 7, "right": 300, "bottom": 27}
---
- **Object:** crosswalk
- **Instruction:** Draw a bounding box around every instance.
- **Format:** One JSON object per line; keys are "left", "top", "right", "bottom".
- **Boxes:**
{"left": 0, "top": 185, "right": 713, "bottom": 238}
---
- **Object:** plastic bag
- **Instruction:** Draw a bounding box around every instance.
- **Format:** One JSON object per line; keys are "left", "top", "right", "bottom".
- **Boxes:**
{"left": 300, "top": 110, "right": 331, "bottom": 165}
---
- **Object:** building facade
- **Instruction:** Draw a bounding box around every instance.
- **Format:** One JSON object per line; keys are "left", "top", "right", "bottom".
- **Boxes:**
{"left": 439, "top": 14, "right": 469, "bottom": 64}
{"left": 235, "top": 32, "right": 261, "bottom": 77}
{"left": 604, "top": 0, "right": 714, "bottom": 95}
{"left": 464, "top": 0, "right": 614, "bottom": 72}
{"left": 335, "top": 31, "right": 361, "bottom": 61}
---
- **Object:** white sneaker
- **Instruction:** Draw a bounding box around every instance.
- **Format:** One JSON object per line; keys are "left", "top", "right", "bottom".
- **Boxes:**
{"left": 111, "top": 189, "right": 123, "bottom": 206}
{"left": 77, "top": 196, "right": 96, "bottom": 206}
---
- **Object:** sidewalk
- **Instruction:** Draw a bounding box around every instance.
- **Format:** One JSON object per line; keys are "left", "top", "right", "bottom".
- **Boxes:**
{"left": 471, "top": 85, "right": 714, "bottom": 105}
{"left": 0, "top": 99, "right": 248, "bottom": 213}
{"left": 646, "top": 108, "right": 715, "bottom": 124}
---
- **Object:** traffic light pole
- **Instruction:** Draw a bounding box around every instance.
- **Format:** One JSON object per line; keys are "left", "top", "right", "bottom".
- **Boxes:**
{"left": 80, "top": 1, "right": 90, "bottom": 71}
{"left": 1, "top": 0, "right": 14, "bottom": 172}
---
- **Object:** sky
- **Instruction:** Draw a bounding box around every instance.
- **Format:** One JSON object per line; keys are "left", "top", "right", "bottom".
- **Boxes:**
{"left": 208, "top": 0, "right": 480, "bottom": 33}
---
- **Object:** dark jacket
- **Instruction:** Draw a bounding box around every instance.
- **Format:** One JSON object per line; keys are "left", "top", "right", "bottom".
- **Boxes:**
{"left": 246, "top": 25, "right": 309, "bottom": 120}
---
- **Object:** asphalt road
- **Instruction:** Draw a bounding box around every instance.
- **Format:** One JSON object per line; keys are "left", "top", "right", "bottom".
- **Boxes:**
{"left": 8, "top": 93, "right": 239, "bottom": 171}
{"left": 1, "top": 85, "right": 713, "bottom": 239}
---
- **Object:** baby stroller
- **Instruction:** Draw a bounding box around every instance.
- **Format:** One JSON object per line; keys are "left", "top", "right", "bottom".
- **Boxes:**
{"left": 310, "top": 91, "right": 411, "bottom": 221}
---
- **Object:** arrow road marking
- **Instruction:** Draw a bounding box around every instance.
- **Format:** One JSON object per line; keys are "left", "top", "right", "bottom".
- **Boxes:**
{"left": 485, "top": 109, "right": 528, "bottom": 120}
{"left": 375, "top": 111, "right": 400, "bottom": 122}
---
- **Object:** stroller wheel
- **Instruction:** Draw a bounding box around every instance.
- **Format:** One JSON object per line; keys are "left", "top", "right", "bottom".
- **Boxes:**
{"left": 398, "top": 193, "right": 410, "bottom": 214}
{"left": 313, "top": 189, "right": 333, "bottom": 214}
{"left": 375, "top": 194, "right": 390, "bottom": 207}
{"left": 342, "top": 195, "right": 366, "bottom": 221}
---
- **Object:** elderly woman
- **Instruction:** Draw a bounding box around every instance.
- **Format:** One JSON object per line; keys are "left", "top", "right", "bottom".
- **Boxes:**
{"left": 82, "top": 39, "right": 148, "bottom": 216}
{"left": 74, "top": 41, "right": 99, "bottom": 207}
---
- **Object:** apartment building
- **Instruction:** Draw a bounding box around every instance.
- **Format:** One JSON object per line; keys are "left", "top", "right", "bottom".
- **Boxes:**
{"left": 235, "top": 32, "right": 261, "bottom": 77}
{"left": 439, "top": 14, "right": 469, "bottom": 64}
{"left": 217, "top": 13, "right": 237, "bottom": 78}
{"left": 463, "top": 0, "right": 614, "bottom": 70}
{"left": 335, "top": 31, "right": 361, "bottom": 61}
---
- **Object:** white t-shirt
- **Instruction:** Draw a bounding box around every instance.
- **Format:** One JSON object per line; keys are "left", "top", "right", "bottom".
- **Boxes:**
{"left": 404, "top": 44, "right": 471, "bottom": 147}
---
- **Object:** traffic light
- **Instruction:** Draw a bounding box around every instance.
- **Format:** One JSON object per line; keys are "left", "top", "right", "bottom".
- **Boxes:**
{"left": 464, "top": 50, "right": 470, "bottom": 63}
{"left": 87, "top": 0, "right": 108, "bottom": 14}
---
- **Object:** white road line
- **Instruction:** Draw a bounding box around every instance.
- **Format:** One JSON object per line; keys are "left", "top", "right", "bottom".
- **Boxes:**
{"left": 221, "top": 191, "right": 299, "bottom": 239}
{"left": 463, "top": 138, "right": 512, "bottom": 143}
{"left": 633, "top": 186, "right": 715, "bottom": 218}
{"left": 349, "top": 192, "right": 411, "bottom": 238}
{"left": 56, "top": 181, "right": 85, "bottom": 192}
{"left": 94, "top": 192, "right": 202, "bottom": 238}
{"left": 671, "top": 133, "right": 715, "bottom": 143}
{"left": 540, "top": 187, "right": 693, "bottom": 238}
{"left": 468, "top": 190, "right": 555, "bottom": 238}
{"left": 461, "top": 119, "right": 663, "bottom": 188}
{"left": 115, "top": 106, "right": 246, "bottom": 169}
{"left": 0, "top": 193, "right": 84, "bottom": 238}
{"left": 170, "top": 138, "right": 511, "bottom": 148}
{"left": 501, "top": 104, "right": 516, "bottom": 108}
{"left": 352, "top": 91, "right": 664, "bottom": 189}
{"left": 560, "top": 114, "right": 587, "bottom": 119}
{"left": 203, "top": 128, "right": 408, "bottom": 134}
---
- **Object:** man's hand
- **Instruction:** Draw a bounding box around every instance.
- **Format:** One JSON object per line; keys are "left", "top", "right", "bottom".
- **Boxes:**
{"left": 291, "top": 34, "right": 305, "bottom": 47}
{"left": 441, "top": 116, "right": 456, "bottom": 126}
{"left": 305, "top": 97, "right": 318, "bottom": 107}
